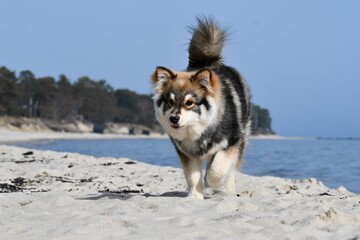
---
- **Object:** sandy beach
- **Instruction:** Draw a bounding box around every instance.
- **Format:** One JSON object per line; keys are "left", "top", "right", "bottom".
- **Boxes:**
{"left": 1, "top": 142, "right": 359, "bottom": 240}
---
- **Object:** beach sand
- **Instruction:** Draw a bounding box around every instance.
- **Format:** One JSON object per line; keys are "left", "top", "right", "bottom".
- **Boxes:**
{"left": 1, "top": 143, "right": 359, "bottom": 240}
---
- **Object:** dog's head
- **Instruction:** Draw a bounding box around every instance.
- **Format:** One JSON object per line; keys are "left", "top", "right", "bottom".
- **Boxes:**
{"left": 151, "top": 66, "right": 220, "bottom": 140}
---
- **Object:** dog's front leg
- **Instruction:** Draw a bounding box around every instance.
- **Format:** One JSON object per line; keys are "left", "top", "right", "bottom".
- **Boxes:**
{"left": 205, "top": 145, "right": 239, "bottom": 194}
{"left": 179, "top": 154, "right": 203, "bottom": 199}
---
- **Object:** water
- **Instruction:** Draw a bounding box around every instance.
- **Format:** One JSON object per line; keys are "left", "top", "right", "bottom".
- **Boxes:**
{"left": 14, "top": 138, "right": 360, "bottom": 193}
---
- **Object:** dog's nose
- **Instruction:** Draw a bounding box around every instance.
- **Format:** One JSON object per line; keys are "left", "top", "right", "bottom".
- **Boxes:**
{"left": 169, "top": 115, "right": 180, "bottom": 124}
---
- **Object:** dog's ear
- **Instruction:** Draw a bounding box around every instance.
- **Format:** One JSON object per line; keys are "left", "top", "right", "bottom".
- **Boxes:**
{"left": 151, "top": 66, "right": 176, "bottom": 93}
{"left": 192, "top": 68, "right": 218, "bottom": 94}
{"left": 151, "top": 66, "right": 176, "bottom": 84}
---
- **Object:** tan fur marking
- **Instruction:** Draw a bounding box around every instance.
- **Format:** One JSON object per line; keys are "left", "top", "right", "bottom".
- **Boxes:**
{"left": 209, "top": 72, "right": 222, "bottom": 106}
{"left": 180, "top": 71, "right": 220, "bottom": 98}
{"left": 224, "top": 144, "right": 240, "bottom": 160}
{"left": 237, "top": 140, "right": 247, "bottom": 168}
{"left": 179, "top": 152, "right": 189, "bottom": 169}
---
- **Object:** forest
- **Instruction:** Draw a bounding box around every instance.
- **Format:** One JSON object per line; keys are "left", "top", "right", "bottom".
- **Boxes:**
{"left": 0, "top": 66, "right": 274, "bottom": 135}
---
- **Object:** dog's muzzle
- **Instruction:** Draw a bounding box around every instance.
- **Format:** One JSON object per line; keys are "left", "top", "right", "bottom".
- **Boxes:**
{"left": 169, "top": 114, "right": 180, "bottom": 128}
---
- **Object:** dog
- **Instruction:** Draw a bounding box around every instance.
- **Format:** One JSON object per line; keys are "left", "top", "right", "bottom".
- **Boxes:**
{"left": 151, "top": 17, "right": 251, "bottom": 199}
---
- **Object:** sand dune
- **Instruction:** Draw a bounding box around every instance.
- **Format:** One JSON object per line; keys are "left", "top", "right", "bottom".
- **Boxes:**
{"left": 0, "top": 145, "right": 359, "bottom": 240}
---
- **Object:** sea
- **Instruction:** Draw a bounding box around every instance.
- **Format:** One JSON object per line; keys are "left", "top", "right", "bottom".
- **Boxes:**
{"left": 13, "top": 138, "right": 360, "bottom": 194}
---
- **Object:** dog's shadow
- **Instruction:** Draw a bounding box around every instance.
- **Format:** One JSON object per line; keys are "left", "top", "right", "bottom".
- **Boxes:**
{"left": 144, "top": 191, "right": 188, "bottom": 198}
{"left": 78, "top": 191, "right": 188, "bottom": 201}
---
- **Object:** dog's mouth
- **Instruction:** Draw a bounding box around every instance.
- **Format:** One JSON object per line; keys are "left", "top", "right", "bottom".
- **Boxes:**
{"left": 170, "top": 121, "right": 190, "bottom": 129}
{"left": 171, "top": 123, "right": 181, "bottom": 129}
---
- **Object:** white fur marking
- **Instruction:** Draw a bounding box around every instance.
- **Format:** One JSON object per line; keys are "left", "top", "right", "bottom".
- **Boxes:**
{"left": 206, "top": 147, "right": 237, "bottom": 192}
{"left": 184, "top": 94, "right": 192, "bottom": 102}
{"left": 207, "top": 139, "right": 229, "bottom": 156}
{"left": 200, "top": 80, "right": 214, "bottom": 94}
{"left": 153, "top": 79, "right": 167, "bottom": 93}
{"left": 227, "top": 80, "right": 242, "bottom": 123}
{"left": 170, "top": 93, "right": 175, "bottom": 101}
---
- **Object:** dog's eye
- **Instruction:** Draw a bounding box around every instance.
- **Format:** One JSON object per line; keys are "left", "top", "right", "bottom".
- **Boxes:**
{"left": 168, "top": 99, "right": 175, "bottom": 107}
{"left": 185, "top": 100, "right": 195, "bottom": 108}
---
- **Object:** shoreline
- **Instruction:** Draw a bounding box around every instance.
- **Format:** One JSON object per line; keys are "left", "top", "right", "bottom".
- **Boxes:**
{"left": 250, "top": 134, "right": 306, "bottom": 140}
{"left": 0, "top": 129, "right": 303, "bottom": 144}
{"left": 0, "top": 145, "right": 359, "bottom": 239}
{"left": 0, "top": 130, "right": 168, "bottom": 143}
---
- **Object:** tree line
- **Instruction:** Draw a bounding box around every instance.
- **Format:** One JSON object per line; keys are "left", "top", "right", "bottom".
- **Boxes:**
{"left": 0, "top": 66, "right": 274, "bottom": 134}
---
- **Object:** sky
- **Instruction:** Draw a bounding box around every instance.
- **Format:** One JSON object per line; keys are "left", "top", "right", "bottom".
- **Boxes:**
{"left": 1, "top": 1, "right": 360, "bottom": 138}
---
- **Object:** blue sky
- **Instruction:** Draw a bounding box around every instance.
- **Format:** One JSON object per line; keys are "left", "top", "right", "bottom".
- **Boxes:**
{"left": 1, "top": 1, "right": 360, "bottom": 137}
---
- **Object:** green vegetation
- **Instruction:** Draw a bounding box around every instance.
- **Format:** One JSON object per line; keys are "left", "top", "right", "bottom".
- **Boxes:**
{"left": 0, "top": 66, "right": 274, "bottom": 134}
{"left": 251, "top": 104, "right": 274, "bottom": 135}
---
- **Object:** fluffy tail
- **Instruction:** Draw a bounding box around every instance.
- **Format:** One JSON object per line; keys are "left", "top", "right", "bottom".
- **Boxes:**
{"left": 187, "top": 17, "right": 228, "bottom": 70}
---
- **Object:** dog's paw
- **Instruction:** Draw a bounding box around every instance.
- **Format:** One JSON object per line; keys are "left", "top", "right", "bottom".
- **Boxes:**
{"left": 187, "top": 189, "right": 204, "bottom": 200}
{"left": 206, "top": 169, "right": 222, "bottom": 189}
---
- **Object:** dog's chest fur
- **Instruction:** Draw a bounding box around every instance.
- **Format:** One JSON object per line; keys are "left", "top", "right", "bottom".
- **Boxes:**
{"left": 172, "top": 124, "right": 230, "bottom": 159}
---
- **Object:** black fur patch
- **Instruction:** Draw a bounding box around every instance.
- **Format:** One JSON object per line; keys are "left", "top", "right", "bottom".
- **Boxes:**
{"left": 217, "top": 65, "right": 251, "bottom": 128}
{"left": 156, "top": 95, "right": 165, "bottom": 108}
{"left": 199, "top": 98, "right": 211, "bottom": 111}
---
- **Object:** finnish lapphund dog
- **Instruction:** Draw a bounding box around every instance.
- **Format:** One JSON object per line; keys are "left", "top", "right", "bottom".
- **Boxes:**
{"left": 151, "top": 17, "right": 251, "bottom": 199}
